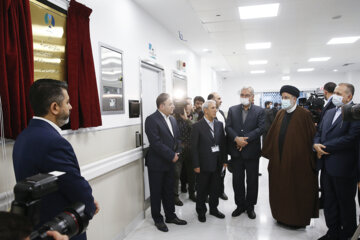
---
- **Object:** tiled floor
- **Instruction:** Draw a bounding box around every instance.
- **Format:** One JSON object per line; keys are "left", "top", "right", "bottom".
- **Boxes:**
{"left": 125, "top": 158, "right": 335, "bottom": 240}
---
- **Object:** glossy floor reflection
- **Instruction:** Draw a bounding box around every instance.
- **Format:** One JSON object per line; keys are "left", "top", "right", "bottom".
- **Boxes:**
{"left": 125, "top": 158, "right": 338, "bottom": 240}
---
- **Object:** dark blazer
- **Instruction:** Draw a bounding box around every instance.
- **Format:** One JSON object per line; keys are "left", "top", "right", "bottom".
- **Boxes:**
{"left": 264, "top": 108, "right": 275, "bottom": 132}
{"left": 13, "top": 119, "right": 96, "bottom": 240}
{"left": 191, "top": 118, "right": 227, "bottom": 172}
{"left": 226, "top": 104, "right": 265, "bottom": 159}
{"left": 314, "top": 106, "right": 360, "bottom": 177}
{"left": 145, "top": 110, "right": 181, "bottom": 171}
{"left": 319, "top": 99, "right": 336, "bottom": 125}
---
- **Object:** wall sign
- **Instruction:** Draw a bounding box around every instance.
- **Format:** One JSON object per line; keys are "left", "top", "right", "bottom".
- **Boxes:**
{"left": 30, "top": 0, "right": 67, "bottom": 81}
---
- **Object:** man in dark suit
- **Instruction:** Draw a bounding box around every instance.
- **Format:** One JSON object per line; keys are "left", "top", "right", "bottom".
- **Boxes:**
{"left": 226, "top": 86, "right": 265, "bottom": 219}
{"left": 208, "top": 92, "right": 228, "bottom": 200}
{"left": 314, "top": 83, "right": 360, "bottom": 240}
{"left": 13, "top": 79, "right": 99, "bottom": 240}
{"left": 319, "top": 82, "right": 337, "bottom": 125}
{"left": 318, "top": 82, "right": 337, "bottom": 209}
{"left": 145, "top": 93, "right": 187, "bottom": 232}
{"left": 191, "top": 100, "right": 227, "bottom": 222}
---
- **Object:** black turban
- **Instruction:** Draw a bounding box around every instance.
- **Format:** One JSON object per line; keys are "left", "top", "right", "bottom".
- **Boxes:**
{"left": 280, "top": 85, "right": 300, "bottom": 98}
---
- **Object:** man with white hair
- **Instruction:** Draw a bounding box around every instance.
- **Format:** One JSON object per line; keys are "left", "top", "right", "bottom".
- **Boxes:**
{"left": 226, "top": 86, "right": 265, "bottom": 220}
{"left": 191, "top": 100, "right": 227, "bottom": 223}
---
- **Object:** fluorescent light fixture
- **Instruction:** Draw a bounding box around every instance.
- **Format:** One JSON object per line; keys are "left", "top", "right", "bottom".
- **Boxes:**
{"left": 239, "top": 3, "right": 280, "bottom": 20}
{"left": 250, "top": 70, "right": 265, "bottom": 74}
{"left": 220, "top": 68, "right": 227, "bottom": 71}
{"left": 203, "top": 48, "right": 211, "bottom": 52}
{"left": 333, "top": 69, "right": 338, "bottom": 72}
{"left": 308, "top": 57, "right": 331, "bottom": 62}
{"left": 282, "top": 76, "right": 290, "bottom": 80}
{"left": 327, "top": 36, "right": 360, "bottom": 45}
{"left": 248, "top": 60, "right": 268, "bottom": 65}
{"left": 245, "top": 42, "right": 271, "bottom": 50}
{"left": 297, "top": 68, "right": 314, "bottom": 72}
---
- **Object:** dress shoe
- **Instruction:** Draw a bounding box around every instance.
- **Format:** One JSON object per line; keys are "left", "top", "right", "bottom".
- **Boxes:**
{"left": 220, "top": 192, "right": 228, "bottom": 200}
{"left": 317, "top": 234, "right": 338, "bottom": 240}
{"left": 198, "top": 214, "right": 206, "bottom": 222}
{"left": 258, "top": 173, "right": 262, "bottom": 176}
{"left": 155, "top": 222, "right": 168, "bottom": 232}
{"left": 174, "top": 197, "right": 183, "bottom": 206}
{"left": 247, "top": 210, "right": 256, "bottom": 219}
{"left": 210, "top": 210, "right": 225, "bottom": 219}
{"left": 232, "top": 208, "right": 245, "bottom": 217}
{"left": 189, "top": 193, "right": 197, "bottom": 202}
{"left": 165, "top": 217, "right": 187, "bottom": 225}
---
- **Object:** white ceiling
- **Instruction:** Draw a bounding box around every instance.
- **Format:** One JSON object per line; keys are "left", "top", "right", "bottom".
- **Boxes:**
{"left": 133, "top": 0, "right": 360, "bottom": 78}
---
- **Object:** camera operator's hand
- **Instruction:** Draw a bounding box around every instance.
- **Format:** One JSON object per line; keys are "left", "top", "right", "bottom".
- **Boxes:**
{"left": 46, "top": 231, "right": 69, "bottom": 240}
{"left": 94, "top": 199, "right": 100, "bottom": 215}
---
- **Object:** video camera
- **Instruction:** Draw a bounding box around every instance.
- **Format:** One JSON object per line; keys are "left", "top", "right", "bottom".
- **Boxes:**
{"left": 10, "top": 173, "right": 89, "bottom": 240}
{"left": 298, "top": 92, "right": 325, "bottom": 124}
{"left": 342, "top": 104, "right": 360, "bottom": 121}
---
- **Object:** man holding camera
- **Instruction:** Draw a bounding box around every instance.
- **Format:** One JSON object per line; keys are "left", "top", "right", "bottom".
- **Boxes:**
{"left": 13, "top": 79, "right": 99, "bottom": 240}
{"left": 314, "top": 83, "right": 360, "bottom": 240}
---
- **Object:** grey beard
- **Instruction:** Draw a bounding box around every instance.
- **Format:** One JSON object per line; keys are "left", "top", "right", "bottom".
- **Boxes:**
{"left": 58, "top": 117, "right": 69, "bottom": 127}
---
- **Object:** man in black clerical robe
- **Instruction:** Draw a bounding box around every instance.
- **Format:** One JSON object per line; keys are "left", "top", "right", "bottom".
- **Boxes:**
{"left": 262, "top": 85, "right": 318, "bottom": 228}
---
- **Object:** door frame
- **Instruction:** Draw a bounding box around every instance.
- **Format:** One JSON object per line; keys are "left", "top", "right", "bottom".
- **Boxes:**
{"left": 139, "top": 59, "right": 165, "bottom": 209}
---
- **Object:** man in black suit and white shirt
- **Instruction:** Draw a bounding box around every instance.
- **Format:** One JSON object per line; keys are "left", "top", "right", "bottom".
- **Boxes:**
{"left": 145, "top": 93, "right": 187, "bottom": 232}
{"left": 319, "top": 82, "right": 336, "bottom": 125}
{"left": 191, "top": 100, "right": 227, "bottom": 223}
{"left": 208, "top": 92, "right": 228, "bottom": 200}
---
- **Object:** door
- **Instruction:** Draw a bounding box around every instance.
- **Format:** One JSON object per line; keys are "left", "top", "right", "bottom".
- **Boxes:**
{"left": 140, "top": 60, "right": 164, "bottom": 205}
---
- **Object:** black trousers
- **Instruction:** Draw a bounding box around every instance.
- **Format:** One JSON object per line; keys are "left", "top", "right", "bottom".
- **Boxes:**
{"left": 176, "top": 147, "right": 195, "bottom": 196}
{"left": 323, "top": 169, "right": 357, "bottom": 240}
{"left": 196, "top": 170, "right": 221, "bottom": 215}
{"left": 232, "top": 157, "right": 259, "bottom": 211}
{"left": 148, "top": 169, "right": 176, "bottom": 223}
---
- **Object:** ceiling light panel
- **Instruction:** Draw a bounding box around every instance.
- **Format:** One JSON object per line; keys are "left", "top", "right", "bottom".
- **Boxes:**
{"left": 308, "top": 57, "right": 331, "bottom": 62}
{"left": 327, "top": 36, "right": 360, "bottom": 45}
{"left": 248, "top": 60, "right": 268, "bottom": 65}
{"left": 250, "top": 70, "right": 266, "bottom": 74}
{"left": 297, "top": 68, "right": 314, "bottom": 72}
{"left": 239, "top": 3, "right": 280, "bottom": 20}
{"left": 245, "top": 42, "right": 271, "bottom": 50}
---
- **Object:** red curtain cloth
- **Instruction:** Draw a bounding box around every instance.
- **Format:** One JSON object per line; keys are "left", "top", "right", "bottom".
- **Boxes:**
{"left": 67, "top": 0, "right": 102, "bottom": 130}
{"left": 0, "top": 0, "right": 34, "bottom": 139}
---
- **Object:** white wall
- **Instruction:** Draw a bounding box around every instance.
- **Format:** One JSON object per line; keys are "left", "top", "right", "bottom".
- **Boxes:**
{"left": 346, "top": 71, "right": 360, "bottom": 103}
{"left": 220, "top": 72, "right": 348, "bottom": 111}
{"left": 75, "top": 0, "right": 217, "bottom": 129}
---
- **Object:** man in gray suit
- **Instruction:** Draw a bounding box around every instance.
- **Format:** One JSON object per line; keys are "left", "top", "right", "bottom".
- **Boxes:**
{"left": 226, "top": 86, "right": 265, "bottom": 219}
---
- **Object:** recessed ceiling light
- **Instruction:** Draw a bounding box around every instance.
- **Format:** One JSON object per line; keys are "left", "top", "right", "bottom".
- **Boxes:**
{"left": 220, "top": 68, "right": 227, "bottom": 71}
{"left": 333, "top": 69, "right": 338, "bottom": 72}
{"left": 297, "top": 68, "right": 314, "bottom": 72}
{"left": 250, "top": 70, "right": 266, "bottom": 74}
{"left": 248, "top": 60, "right": 268, "bottom": 65}
{"left": 308, "top": 57, "right": 331, "bottom": 62}
{"left": 282, "top": 76, "right": 290, "bottom": 81}
{"left": 239, "top": 3, "right": 280, "bottom": 20}
{"left": 203, "top": 48, "right": 211, "bottom": 52}
{"left": 327, "top": 36, "right": 360, "bottom": 45}
{"left": 245, "top": 42, "right": 271, "bottom": 50}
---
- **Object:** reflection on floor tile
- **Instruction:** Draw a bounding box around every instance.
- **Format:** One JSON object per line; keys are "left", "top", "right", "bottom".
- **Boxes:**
{"left": 124, "top": 158, "right": 353, "bottom": 240}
